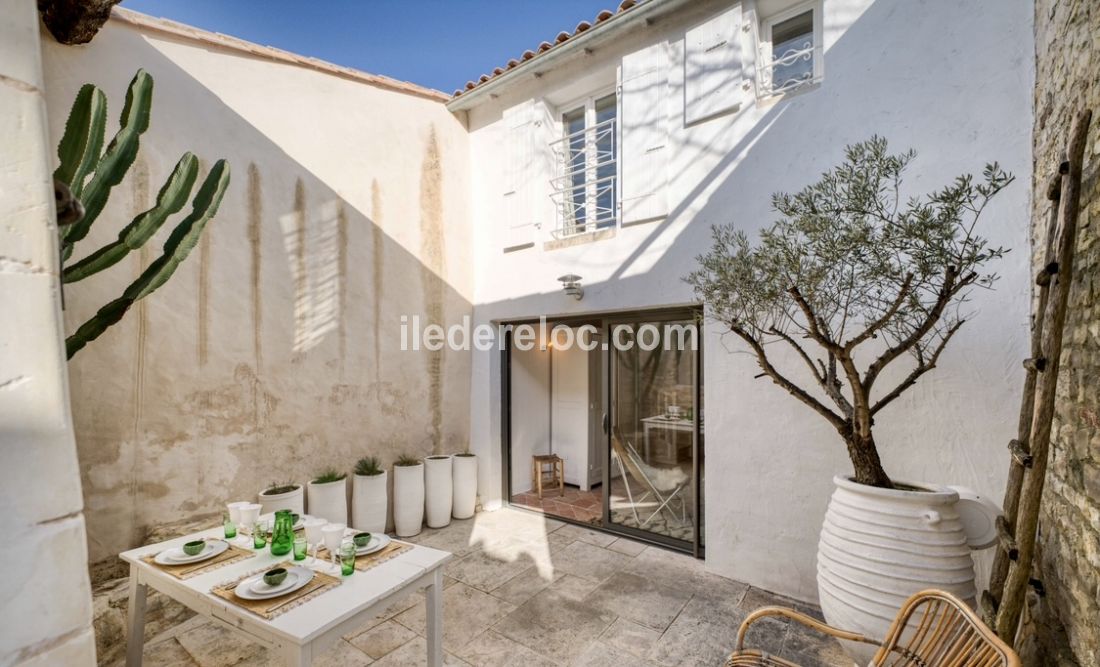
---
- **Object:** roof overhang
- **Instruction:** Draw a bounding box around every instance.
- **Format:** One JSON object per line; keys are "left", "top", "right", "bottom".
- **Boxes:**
{"left": 446, "top": 0, "right": 697, "bottom": 112}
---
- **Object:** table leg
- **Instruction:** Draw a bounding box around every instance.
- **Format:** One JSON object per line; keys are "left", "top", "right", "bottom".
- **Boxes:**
{"left": 425, "top": 568, "right": 443, "bottom": 667}
{"left": 125, "top": 563, "right": 148, "bottom": 667}
{"left": 282, "top": 642, "right": 311, "bottom": 666}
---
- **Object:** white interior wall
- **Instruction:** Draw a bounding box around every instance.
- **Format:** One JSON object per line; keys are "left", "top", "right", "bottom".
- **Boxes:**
{"left": 466, "top": 0, "right": 1033, "bottom": 602}
{"left": 550, "top": 333, "right": 592, "bottom": 489}
{"left": 509, "top": 345, "right": 550, "bottom": 493}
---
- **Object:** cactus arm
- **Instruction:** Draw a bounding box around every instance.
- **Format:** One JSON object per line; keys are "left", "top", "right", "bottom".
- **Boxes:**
{"left": 65, "top": 160, "right": 230, "bottom": 358}
{"left": 64, "top": 69, "right": 154, "bottom": 245}
{"left": 63, "top": 153, "right": 199, "bottom": 283}
{"left": 54, "top": 84, "right": 107, "bottom": 196}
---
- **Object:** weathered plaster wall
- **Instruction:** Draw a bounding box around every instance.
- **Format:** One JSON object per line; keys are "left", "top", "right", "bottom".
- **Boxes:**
{"left": 465, "top": 0, "right": 1033, "bottom": 602}
{"left": 1017, "top": 1, "right": 1100, "bottom": 664}
{"left": 40, "top": 15, "right": 472, "bottom": 565}
{"left": 0, "top": 0, "right": 95, "bottom": 663}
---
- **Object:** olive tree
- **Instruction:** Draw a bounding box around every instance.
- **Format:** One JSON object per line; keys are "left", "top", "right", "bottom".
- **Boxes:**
{"left": 687, "top": 137, "right": 1013, "bottom": 488}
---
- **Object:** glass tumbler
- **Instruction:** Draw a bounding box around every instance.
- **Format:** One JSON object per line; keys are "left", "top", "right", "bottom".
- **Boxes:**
{"left": 339, "top": 541, "right": 356, "bottom": 576}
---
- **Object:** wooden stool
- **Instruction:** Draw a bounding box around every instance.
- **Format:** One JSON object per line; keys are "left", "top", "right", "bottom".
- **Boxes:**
{"left": 532, "top": 455, "right": 564, "bottom": 499}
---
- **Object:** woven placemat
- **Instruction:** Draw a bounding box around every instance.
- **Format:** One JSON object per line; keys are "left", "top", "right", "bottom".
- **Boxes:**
{"left": 210, "top": 561, "right": 341, "bottom": 620}
{"left": 141, "top": 540, "right": 255, "bottom": 580}
{"left": 316, "top": 540, "right": 412, "bottom": 572}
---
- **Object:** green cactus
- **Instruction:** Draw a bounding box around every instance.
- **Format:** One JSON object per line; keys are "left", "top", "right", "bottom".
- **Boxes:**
{"left": 55, "top": 69, "right": 230, "bottom": 359}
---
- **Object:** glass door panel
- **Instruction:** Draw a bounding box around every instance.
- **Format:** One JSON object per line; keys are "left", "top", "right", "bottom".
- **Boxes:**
{"left": 607, "top": 318, "right": 699, "bottom": 546}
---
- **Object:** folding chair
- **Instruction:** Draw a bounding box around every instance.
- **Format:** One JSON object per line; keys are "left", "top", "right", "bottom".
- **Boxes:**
{"left": 611, "top": 427, "right": 691, "bottom": 528}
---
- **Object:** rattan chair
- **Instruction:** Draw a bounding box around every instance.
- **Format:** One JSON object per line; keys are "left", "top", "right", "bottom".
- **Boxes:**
{"left": 726, "top": 589, "right": 1020, "bottom": 667}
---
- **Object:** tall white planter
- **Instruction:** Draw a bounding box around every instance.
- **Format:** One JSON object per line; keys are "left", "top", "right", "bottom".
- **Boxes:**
{"left": 424, "top": 455, "right": 453, "bottom": 529}
{"left": 817, "top": 475, "right": 998, "bottom": 663}
{"left": 393, "top": 463, "right": 425, "bottom": 537}
{"left": 258, "top": 484, "right": 304, "bottom": 516}
{"left": 307, "top": 478, "right": 348, "bottom": 524}
{"left": 352, "top": 471, "right": 388, "bottom": 533}
{"left": 452, "top": 454, "right": 477, "bottom": 519}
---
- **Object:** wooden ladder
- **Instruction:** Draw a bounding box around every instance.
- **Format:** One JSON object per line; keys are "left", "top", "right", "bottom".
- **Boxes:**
{"left": 982, "top": 108, "right": 1093, "bottom": 642}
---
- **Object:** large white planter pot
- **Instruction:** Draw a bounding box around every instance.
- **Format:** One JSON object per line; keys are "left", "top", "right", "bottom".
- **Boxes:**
{"left": 424, "top": 455, "right": 453, "bottom": 529}
{"left": 817, "top": 475, "right": 997, "bottom": 663}
{"left": 307, "top": 478, "right": 348, "bottom": 524}
{"left": 452, "top": 454, "right": 477, "bottom": 520}
{"left": 394, "top": 463, "right": 425, "bottom": 537}
{"left": 258, "top": 485, "right": 304, "bottom": 516}
{"left": 352, "top": 471, "right": 388, "bottom": 533}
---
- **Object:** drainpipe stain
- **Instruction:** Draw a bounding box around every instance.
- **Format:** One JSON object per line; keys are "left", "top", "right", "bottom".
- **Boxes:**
{"left": 248, "top": 163, "right": 263, "bottom": 374}
{"left": 419, "top": 127, "right": 445, "bottom": 454}
{"left": 371, "top": 179, "right": 384, "bottom": 383}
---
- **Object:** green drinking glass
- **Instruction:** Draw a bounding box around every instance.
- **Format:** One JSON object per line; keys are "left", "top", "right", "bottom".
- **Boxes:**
{"left": 293, "top": 536, "right": 308, "bottom": 561}
{"left": 339, "top": 541, "right": 356, "bottom": 576}
{"left": 270, "top": 510, "right": 294, "bottom": 556}
{"left": 223, "top": 513, "right": 237, "bottom": 539}
{"left": 252, "top": 522, "right": 267, "bottom": 549}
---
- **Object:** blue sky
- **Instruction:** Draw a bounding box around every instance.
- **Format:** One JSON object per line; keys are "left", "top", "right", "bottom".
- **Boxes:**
{"left": 121, "top": 0, "right": 616, "bottom": 93}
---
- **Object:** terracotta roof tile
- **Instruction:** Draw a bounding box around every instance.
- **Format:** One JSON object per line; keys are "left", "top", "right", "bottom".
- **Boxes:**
{"left": 451, "top": 0, "right": 646, "bottom": 99}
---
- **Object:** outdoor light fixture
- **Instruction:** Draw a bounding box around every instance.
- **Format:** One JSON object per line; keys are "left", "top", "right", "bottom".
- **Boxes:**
{"left": 558, "top": 274, "right": 584, "bottom": 300}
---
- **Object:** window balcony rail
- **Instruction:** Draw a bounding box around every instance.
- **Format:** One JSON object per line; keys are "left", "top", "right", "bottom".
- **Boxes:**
{"left": 758, "top": 41, "right": 821, "bottom": 96}
{"left": 549, "top": 117, "right": 617, "bottom": 238}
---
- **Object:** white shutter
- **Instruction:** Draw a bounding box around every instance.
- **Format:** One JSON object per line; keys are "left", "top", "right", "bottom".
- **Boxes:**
{"left": 501, "top": 99, "right": 550, "bottom": 251}
{"left": 684, "top": 4, "right": 743, "bottom": 125}
{"left": 620, "top": 42, "right": 670, "bottom": 225}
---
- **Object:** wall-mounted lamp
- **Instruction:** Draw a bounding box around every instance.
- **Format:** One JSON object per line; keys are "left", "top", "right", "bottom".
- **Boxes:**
{"left": 558, "top": 274, "right": 584, "bottom": 301}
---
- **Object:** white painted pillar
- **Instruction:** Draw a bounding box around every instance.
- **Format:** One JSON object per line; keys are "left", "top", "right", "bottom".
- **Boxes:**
{"left": 0, "top": 0, "right": 96, "bottom": 664}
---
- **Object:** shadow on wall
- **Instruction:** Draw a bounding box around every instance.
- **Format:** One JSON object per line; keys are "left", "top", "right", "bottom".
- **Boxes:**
{"left": 471, "top": 0, "right": 1030, "bottom": 600}
{"left": 42, "top": 26, "right": 472, "bottom": 567}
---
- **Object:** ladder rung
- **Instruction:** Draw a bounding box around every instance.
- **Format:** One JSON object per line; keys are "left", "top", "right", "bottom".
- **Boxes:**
{"left": 1023, "top": 357, "right": 1047, "bottom": 372}
{"left": 1009, "top": 439, "right": 1033, "bottom": 467}
{"left": 996, "top": 516, "right": 1018, "bottom": 560}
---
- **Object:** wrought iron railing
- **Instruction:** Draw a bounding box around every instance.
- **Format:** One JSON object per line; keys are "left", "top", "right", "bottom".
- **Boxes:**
{"left": 549, "top": 117, "right": 617, "bottom": 238}
{"left": 758, "top": 40, "right": 820, "bottom": 95}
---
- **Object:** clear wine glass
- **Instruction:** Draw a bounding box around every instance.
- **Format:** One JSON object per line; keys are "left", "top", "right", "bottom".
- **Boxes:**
{"left": 303, "top": 519, "right": 327, "bottom": 566}
{"left": 321, "top": 523, "right": 346, "bottom": 575}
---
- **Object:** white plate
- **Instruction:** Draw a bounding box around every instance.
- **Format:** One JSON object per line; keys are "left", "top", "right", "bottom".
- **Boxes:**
{"left": 234, "top": 566, "right": 315, "bottom": 600}
{"left": 355, "top": 533, "right": 391, "bottom": 556}
{"left": 249, "top": 571, "right": 299, "bottom": 595}
{"left": 154, "top": 539, "right": 229, "bottom": 565}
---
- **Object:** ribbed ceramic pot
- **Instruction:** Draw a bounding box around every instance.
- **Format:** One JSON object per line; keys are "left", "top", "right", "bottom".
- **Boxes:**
{"left": 394, "top": 463, "right": 425, "bottom": 537}
{"left": 452, "top": 454, "right": 477, "bottom": 520}
{"left": 817, "top": 475, "right": 977, "bottom": 663}
{"left": 307, "top": 478, "right": 348, "bottom": 524}
{"left": 258, "top": 484, "right": 304, "bottom": 516}
{"left": 352, "top": 470, "right": 387, "bottom": 533}
{"left": 424, "top": 455, "right": 453, "bottom": 529}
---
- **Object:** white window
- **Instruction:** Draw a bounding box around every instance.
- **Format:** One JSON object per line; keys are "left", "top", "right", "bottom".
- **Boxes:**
{"left": 759, "top": 1, "right": 822, "bottom": 96}
{"left": 550, "top": 92, "right": 618, "bottom": 237}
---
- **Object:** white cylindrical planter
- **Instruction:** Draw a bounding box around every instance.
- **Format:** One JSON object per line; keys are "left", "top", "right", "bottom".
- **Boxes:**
{"left": 307, "top": 478, "right": 348, "bottom": 524}
{"left": 424, "top": 455, "right": 453, "bottom": 529}
{"left": 393, "top": 463, "right": 425, "bottom": 537}
{"left": 258, "top": 485, "right": 304, "bottom": 516}
{"left": 817, "top": 475, "right": 980, "bottom": 664}
{"left": 452, "top": 454, "right": 477, "bottom": 520}
{"left": 352, "top": 471, "right": 388, "bottom": 533}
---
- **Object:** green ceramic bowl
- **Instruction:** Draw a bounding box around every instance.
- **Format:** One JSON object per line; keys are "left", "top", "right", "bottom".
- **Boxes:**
{"left": 182, "top": 540, "right": 205, "bottom": 556}
{"left": 353, "top": 532, "right": 371, "bottom": 547}
{"left": 263, "top": 567, "right": 288, "bottom": 586}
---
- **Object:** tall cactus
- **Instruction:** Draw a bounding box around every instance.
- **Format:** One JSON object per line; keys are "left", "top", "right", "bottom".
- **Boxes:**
{"left": 54, "top": 69, "right": 231, "bottom": 358}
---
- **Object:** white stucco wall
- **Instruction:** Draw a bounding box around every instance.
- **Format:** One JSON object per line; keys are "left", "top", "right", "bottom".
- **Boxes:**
{"left": 465, "top": 0, "right": 1033, "bottom": 602}
{"left": 0, "top": 0, "right": 95, "bottom": 663}
{"left": 40, "top": 15, "right": 473, "bottom": 565}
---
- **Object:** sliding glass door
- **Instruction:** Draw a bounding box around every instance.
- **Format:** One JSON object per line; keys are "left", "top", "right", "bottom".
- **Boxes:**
{"left": 606, "top": 314, "right": 702, "bottom": 552}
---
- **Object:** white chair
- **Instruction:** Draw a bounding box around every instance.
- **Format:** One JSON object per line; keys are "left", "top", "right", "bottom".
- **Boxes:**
{"left": 611, "top": 427, "right": 691, "bottom": 527}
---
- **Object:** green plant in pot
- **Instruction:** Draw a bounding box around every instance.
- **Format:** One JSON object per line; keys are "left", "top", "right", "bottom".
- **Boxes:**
{"left": 352, "top": 455, "right": 388, "bottom": 534}
{"left": 308, "top": 468, "right": 348, "bottom": 524}
{"left": 258, "top": 480, "right": 304, "bottom": 516}
{"left": 687, "top": 136, "right": 1012, "bottom": 657}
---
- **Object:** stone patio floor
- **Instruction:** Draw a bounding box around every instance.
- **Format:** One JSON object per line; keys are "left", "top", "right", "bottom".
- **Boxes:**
{"left": 128, "top": 508, "right": 848, "bottom": 667}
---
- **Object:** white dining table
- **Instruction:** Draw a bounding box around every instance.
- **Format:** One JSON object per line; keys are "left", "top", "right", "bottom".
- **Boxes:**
{"left": 120, "top": 527, "right": 452, "bottom": 666}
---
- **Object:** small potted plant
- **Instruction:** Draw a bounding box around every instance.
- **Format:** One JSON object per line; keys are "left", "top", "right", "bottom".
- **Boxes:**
{"left": 452, "top": 448, "right": 478, "bottom": 520}
{"left": 307, "top": 468, "right": 348, "bottom": 524}
{"left": 258, "top": 480, "right": 304, "bottom": 516}
{"left": 424, "top": 454, "right": 453, "bottom": 528}
{"left": 392, "top": 454, "right": 424, "bottom": 537}
{"left": 352, "top": 455, "right": 387, "bottom": 533}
